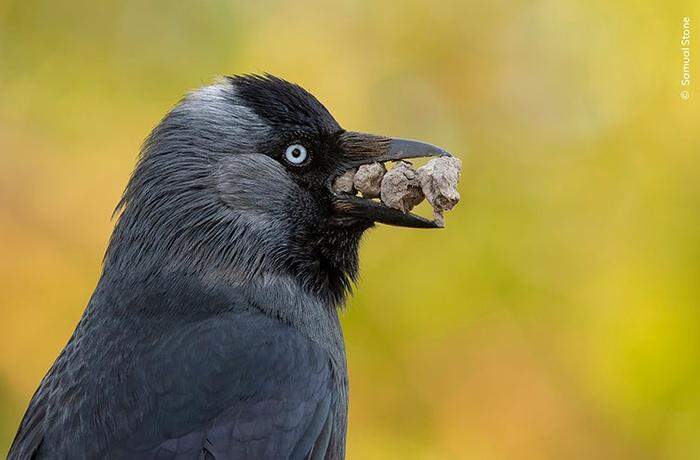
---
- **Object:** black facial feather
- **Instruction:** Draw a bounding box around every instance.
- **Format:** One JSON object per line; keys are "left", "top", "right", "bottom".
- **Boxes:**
{"left": 229, "top": 74, "right": 341, "bottom": 132}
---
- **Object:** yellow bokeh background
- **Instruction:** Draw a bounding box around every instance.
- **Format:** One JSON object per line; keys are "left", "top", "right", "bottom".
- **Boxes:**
{"left": 1, "top": 1, "right": 699, "bottom": 458}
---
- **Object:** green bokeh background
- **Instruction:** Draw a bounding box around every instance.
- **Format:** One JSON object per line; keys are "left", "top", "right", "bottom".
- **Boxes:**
{"left": 1, "top": 1, "right": 699, "bottom": 458}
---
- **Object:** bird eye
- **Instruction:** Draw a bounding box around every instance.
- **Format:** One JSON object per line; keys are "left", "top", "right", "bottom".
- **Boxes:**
{"left": 284, "top": 144, "right": 308, "bottom": 165}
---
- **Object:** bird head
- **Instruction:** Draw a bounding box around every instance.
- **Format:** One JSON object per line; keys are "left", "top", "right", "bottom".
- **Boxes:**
{"left": 106, "top": 75, "right": 450, "bottom": 306}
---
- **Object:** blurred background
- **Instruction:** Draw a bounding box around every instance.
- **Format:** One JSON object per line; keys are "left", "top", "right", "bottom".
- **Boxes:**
{"left": 1, "top": 0, "right": 699, "bottom": 458}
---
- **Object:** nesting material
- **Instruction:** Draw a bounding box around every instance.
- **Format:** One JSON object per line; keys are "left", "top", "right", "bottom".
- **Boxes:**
{"left": 332, "top": 168, "right": 356, "bottom": 194}
{"left": 417, "top": 157, "right": 462, "bottom": 225}
{"left": 331, "top": 156, "right": 461, "bottom": 226}
{"left": 380, "top": 161, "right": 425, "bottom": 213}
{"left": 353, "top": 162, "right": 386, "bottom": 198}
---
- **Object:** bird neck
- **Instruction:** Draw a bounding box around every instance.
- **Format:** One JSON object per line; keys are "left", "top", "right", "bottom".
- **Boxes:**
{"left": 103, "top": 201, "right": 368, "bottom": 311}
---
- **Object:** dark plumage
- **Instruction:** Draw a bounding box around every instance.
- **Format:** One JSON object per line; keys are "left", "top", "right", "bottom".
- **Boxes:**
{"left": 9, "top": 75, "right": 450, "bottom": 459}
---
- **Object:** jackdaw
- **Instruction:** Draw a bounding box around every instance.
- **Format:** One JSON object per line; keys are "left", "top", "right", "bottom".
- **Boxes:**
{"left": 9, "top": 75, "right": 451, "bottom": 459}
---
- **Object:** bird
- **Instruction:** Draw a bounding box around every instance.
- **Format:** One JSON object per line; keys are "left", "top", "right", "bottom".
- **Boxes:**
{"left": 9, "top": 74, "right": 450, "bottom": 459}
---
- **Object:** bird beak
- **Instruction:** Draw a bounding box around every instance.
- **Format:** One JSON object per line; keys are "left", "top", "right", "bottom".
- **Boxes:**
{"left": 330, "top": 132, "right": 452, "bottom": 229}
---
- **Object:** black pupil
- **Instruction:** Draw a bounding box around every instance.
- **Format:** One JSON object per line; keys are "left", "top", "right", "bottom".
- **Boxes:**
{"left": 292, "top": 148, "right": 301, "bottom": 157}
